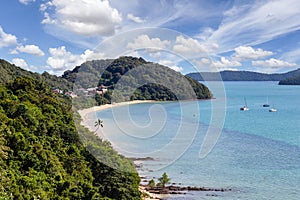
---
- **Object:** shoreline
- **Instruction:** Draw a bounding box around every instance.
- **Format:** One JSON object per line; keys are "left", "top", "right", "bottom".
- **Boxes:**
{"left": 77, "top": 100, "right": 162, "bottom": 200}
{"left": 78, "top": 100, "right": 156, "bottom": 117}
{"left": 77, "top": 99, "right": 231, "bottom": 200}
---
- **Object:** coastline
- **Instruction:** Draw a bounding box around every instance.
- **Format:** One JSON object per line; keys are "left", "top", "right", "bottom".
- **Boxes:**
{"left": 78, "top": 100, "right": 156, "bottom": 122}
{"left": 77, "top": 100, "right": 163, "bottom": 200}
{"left": 77, "top": 99, "right": 233, "bottom": 200}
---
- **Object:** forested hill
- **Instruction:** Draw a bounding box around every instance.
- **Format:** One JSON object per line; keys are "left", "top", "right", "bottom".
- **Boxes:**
{"left": 0, "top": 59, "right": 72, "bottom": 90}
{"left": 279, "top": 74, "right": 300, "bottom": 85}
{"left": 63, "top": 56, "right": 212, "bottom": 101}
{"left": 0, "top": 70, "right": 141, "bottom": 198}
{"left": 186, "top": 69, "right": 300, "bottom": 81}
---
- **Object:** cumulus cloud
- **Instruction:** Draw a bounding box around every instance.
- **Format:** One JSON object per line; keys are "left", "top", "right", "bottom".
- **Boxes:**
{"left": 158, "top": 59, "right": 183, "bottom": 72}
{"left": 47, "top": 46, "right": 80, "bottom": 71}
{"left": 173, "top": 35, "right": 218, "bottom": 57}
{"left": 252, "top": 58, "right": 296, "bottom": 68}
{"left": 19, "top": 0, "right": 35, "bottom": 5}
{"left": 127, "top": 35, "right": 170, "bottom": 50}
{"left": 41, "top": 0, "right": 122, "bottom": 37}
{"left": 0, "top": 26, "right": 17, "bottom": 48}
{"left": 80, "top": 49, "right": 105, "bottom": 61}
{"left": 169, "top": 65, "right": 184, "bottom": 72}
{"left": 12, "top": 58, "right": 28, "bottom": 69}
{"left": 234, "top": 46, "right": 273, "bottom": 60}
{"left": 200, "top": 57, "right": 211, "bottom": 65}
{"left": 127, "top": 13, "right": 145, "bottom": 23}
{"left": 13, "top": 45, "right": 45, "bottom": 56}
{"left": 212, "top": 57, "right": 242, "bottom": 68}
{"left": 46, "top": 46, "right": 106, "bottom": 74}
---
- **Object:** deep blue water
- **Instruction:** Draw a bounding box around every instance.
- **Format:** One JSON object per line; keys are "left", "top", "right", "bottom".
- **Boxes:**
{"left": 96, "top": 82, "right": 300, "bottom": 200}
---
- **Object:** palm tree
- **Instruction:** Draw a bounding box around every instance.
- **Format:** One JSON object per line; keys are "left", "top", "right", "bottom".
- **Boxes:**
{"left": 157, "top": 172, "right": 170, "bottom": 188}
{"left": 94, "top": 119, "right": 103, "bottom": 133}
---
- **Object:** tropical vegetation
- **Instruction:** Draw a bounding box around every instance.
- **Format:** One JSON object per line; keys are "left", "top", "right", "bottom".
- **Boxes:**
{"left": 0, "top": 75, "right": 141, "bottom": 199}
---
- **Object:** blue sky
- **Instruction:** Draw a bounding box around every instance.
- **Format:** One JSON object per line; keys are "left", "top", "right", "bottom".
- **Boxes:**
{"left": 0, "top": 0, "right": 300, "bottom": 75}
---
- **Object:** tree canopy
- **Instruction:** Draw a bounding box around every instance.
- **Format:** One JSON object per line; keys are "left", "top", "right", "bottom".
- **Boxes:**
{"left": 0, "top": 76, "right": 141, "bottom": 199}
{"left": 67, "top": 56, "right": 212, "bottom": 105}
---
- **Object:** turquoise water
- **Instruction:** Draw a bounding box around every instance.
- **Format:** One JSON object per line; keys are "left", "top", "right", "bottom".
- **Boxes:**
{"left": 97, "top": 82, "right": 300, "bottom": 199}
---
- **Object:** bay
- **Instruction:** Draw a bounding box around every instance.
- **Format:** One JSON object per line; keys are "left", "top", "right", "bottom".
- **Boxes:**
{"left": 97, "top": 81, "right": 300, "bottom": 199}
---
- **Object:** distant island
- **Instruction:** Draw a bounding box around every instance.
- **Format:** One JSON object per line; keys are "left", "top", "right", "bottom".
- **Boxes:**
{"left": 279, "top": 74, "right": 300, "bottom": 85}
{"left": 186, "top": 69, "right": 300, "bottom": 83}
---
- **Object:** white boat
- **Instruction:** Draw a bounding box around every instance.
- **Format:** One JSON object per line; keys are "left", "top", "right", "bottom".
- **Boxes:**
{"left": 240, "top": 98, "right": 249, "bottom": 111}
{"left": 269, "top": 102, "right": 277, "bottom": 112}
{"left": 240, "top": 106, "right": 249, "bottom": 111}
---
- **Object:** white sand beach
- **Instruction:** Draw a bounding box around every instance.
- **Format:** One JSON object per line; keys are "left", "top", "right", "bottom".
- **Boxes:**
{"left": 78, "top": 100, "right": 156, "bottom": 132}
{"left": 78, "top": 100, "right": 155, "bottom": 121}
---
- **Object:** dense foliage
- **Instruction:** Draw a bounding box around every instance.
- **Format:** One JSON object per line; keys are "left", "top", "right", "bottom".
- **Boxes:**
{"left": 0, "top": 59, "right": 72, "bottom": 91}
{"left": 187, "top": 69, "right": 300, "bottom": 81}
{"left": 278, "top": 74, "right": 300, "bottom": 85}
{"left": 0, "top": 77, "right": 141, "bottom": 199}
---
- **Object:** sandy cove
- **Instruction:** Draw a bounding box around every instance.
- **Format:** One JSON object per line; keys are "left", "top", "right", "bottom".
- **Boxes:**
{"left": 78, "top": 100, "right": 155, "bottom": 121}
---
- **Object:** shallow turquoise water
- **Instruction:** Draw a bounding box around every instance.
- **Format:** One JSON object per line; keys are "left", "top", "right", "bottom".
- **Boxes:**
{"left": 97, "top": 81, "right": 300, "bottom": 199}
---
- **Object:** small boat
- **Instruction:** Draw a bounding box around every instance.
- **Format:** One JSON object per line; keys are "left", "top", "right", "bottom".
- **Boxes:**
{"left": 269, "top": 102, "right": 277, "bottom": 112}
{"left": 263, "top": 97, "right": 270, "bottom": 107}
{"left": 240, "top": 98, "right": 249, "bottom": 111}
{"left": 240, "top": 106, "right": 249, "bottom": 111}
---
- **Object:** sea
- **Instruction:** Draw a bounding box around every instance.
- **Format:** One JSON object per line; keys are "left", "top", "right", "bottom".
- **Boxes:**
{"left": 96, "top": 81, "right": 300, "bottom": 200}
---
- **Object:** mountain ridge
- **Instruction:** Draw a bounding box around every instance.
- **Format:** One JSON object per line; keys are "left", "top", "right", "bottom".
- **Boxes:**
{"left": 186, "top": 69, "right": 300, "bottom": 82}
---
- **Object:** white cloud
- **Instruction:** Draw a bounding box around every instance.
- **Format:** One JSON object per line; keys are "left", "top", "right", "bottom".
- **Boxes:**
{"left": 46, "top": 46, "right": 106, "bottom": 74}
{"left": 19, "top": 0, "right": 36, "bottom": 5}
{"left": 124, "top": 51, "right": 141, "bottom": 58}
{"left": 281, "top": 48, "right": 300, "bottom": 63}
{"left": 10, "top": 49, "right": 18, "bottom": 54}
{"left": 0, "top": 26, "right": 17, "bottom": 48}
{"left": 14, "top": 45, "right": 45, "bottom": 56}
{"left": 158, "top": 60, "right": 183, "bottom": 72}
{"left": 234, "top": 46, "right": 273, "bottom": 60}
{"left": 173, "top": 35, "right": 218, "bottom": 57}
{"left": 80, "top": 49, "right": 105, "bottom": 61}
{"left": 41, "top": 12, "right": 56, "bottom": 24}
{"left": 41, "top": 0, "right": 122, "bottom": 37}
{"left": 12, "top": 58, "right": 28, "bottom": 69}
{"left": 252, "top": 58, "right": 297, "bottom": 68}
{"left": 47, "top": 46, "right": 79, "bottom": 71}
{"left": 200, "top": 57, "right": 211, "bottom": 65}
{"left": 195, "top": 27, "right": 214, "bottom": 41}
{"left": 208, "top": 0, "right": 300, "bottom": 52}
{"left": 11, "top": 58, "right": 38, "bottom": 72}
{"left": 213, "top": 57, "right": 242, "bottom": 68}
{"left": 127, "top": 13, "right": 145, "bottom": 23}
{"left": 169, "top": 65, "right": 184, "bottom": 72}
{"left": 127, "top": 35, "right": 170, "bottom": 50}
{"left": 191, "top": 57, "right": 221, "bottom": 72}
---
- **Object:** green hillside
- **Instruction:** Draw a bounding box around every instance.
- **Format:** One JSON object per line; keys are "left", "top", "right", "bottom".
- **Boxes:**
{"left": 0, "top": 59, "right": 72, "bottom": 91}
{"left": 63, "top": 56, "right": 212, "bottom": 103}
{"left": 0, "top": 76, "right": 140, "bottom": 199}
